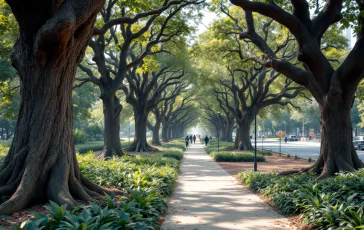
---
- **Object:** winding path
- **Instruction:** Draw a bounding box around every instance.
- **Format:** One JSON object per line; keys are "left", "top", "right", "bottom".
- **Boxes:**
{"left": 161, "top": 142, "right": 295, "bottom": 230}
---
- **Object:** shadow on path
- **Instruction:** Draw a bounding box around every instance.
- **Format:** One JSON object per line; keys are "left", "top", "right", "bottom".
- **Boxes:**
{"left": 161, "top": 142, "right": 295, "bottom": 230}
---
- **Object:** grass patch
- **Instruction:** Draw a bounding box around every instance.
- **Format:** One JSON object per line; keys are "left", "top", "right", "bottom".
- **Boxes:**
{"left": 238, "top": 170, "right": 364, "bottom": 229}
{"left": 210, "top": 151, "right": 266, "bottom": 162}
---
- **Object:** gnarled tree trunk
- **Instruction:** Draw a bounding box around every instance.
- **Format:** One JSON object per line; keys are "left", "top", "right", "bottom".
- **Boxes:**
{"left": 162, "top": 121, "right": 168, "bottom": 142}
{"left": 237, "top": 121, "right": 253, "bottom": 150}
{"left": 127, "top": 111, "right": 156, "bottom": 152}
{"left": 151, "top": 123, "right": 161, "bottom": 146}
{"left": 0, "top": 0, "right": 121, "bottom": 215}
{"left": 226, "top": 120, "right": 253, "bottom": 150}
{"left": 297, "top": 98, "right": 364, "bottom": 179}
{"left": 101, "top": 95, "right": 122, "bottom": 158}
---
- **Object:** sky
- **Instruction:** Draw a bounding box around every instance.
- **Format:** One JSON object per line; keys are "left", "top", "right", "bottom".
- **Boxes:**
{"left": 196, "top": 9, "right": 216, "bottom": 36}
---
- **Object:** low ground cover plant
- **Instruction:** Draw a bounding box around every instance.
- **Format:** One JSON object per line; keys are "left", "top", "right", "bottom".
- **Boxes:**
{"left": 205, "top": 141, "right": 271, "bottom": 162}
{"left": 2, "top": 139, "right": 185, "bottom": 229}
{"left": 238, "top": 170, "right": 364, "bottom": 229}
{"left": 210, "top": 151, "right": 266, "bottom": 162}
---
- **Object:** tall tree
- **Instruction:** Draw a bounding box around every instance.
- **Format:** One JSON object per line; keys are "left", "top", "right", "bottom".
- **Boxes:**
{"left": 162, "top": 94, "right": 194, "bottom": 142}
{"left": 214, "top": 66, "right": 303, "bottom": 150}
{"left": 125, "top": 65, "right": 186, "bottom": 152}
{"left": 147, "top": 84, "right": 186, "bottom": 145}
{"left": 0, "top": 0, "right": 121, "bottom": 215}
{"left": 78, "top": 0, "right": 203, "bottom": 157}
{"left": 230, "top": 0, "right": 364, "bottom": 178}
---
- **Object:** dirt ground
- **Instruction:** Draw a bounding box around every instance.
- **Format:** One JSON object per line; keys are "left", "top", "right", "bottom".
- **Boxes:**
{"left": 218, "top": 152, "right": 314, "bottom": 176}
{"left": 216, "top": 152, "right": 315, "bottom": 230}
{"left": 0, "top": 204, "right": 48, "bottom": 228}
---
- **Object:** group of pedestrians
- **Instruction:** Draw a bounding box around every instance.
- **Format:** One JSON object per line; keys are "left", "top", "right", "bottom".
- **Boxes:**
{"left": 185, "top": 134, "right": 197, "bottom": 148}
{"left": 185, "top": 134, "right": 213, "bottom": 148}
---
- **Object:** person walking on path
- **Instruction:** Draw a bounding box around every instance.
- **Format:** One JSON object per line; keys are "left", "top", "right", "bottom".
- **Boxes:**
{"left": 185, "top": 135, "right": 189, "bottom": 148}
{"left": 193, "top": 135, "right": 196, "bottom": 144}
{"left": 284, "top": 136, "right": 288, "bottom": 144}
{"left": 190, "top": 134, "right": 193, "bottom": 144}
{"left": 204, "top": 135, "right": 209, "bottom": 146}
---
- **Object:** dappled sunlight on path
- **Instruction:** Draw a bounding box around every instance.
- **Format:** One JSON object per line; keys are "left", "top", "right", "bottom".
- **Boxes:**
{"left": 161, "top": 142, "right": 295, "bottom": 230}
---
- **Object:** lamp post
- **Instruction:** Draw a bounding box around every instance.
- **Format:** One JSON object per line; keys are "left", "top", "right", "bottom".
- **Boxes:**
{"left": 254, "top": 113, "right": 257, "bottom": 172}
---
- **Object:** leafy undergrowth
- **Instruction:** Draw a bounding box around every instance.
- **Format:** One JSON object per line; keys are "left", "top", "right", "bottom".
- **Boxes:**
{"left": 0, "top": 144, "right": 9, "bottom": 165}
{"left": 210, "top": 151, "right": 266, "bottom": 162}
{"left": 3, "top": 139, "right": 185, "bottom": 230}
{"left": 75, "top": 140, "right": 129, "bottom": 154}
{"left": 238, "top": 170, "right": 364, "bottom": 229}
{"left": 205, "top": 141, "right": 271, "bottom": 162}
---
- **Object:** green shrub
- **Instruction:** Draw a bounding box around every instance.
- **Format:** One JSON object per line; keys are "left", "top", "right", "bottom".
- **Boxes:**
{"left": 123, "top": 154, "right": 180, "bottom": 170}
{"left": 159, "top": 150, "right": 183, "bottom": 160}
{"left": 210, "top": 151, "right": 265, "bottom": 162}
{"left": 238, "top": 169, "right": 364, "bottom": 229}
{"left": 73, "top": 129, "right": 89, "bottom": 144}
{"left": 78, "top": 154, "right": 178, "bottom": 196}
{"left": 84, "top": 124, "right": 103, "bottom": 141}
{"left": 161, "top": 139, "right": 186, "bottom": 151}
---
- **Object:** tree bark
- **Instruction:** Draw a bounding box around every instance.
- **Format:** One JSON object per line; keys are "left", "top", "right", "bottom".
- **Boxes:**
{"left": 101, "top": 95, "right": 123, "bottom": 158}
{"left": 162, "top": 120, "right": 169, "bottom": 142}
{"left": 297, "top": 99, "right": 364, "bottom": 179}
{"left": 226, "top": 123, "right": 234, "bottom": 142}
{"left": 0, "top": 0, "right": 122, "bottom": 215}
{"left": 151, "top": 123, "right": 161, "bottom": 146}
{"left": 127, "top": 110, "right": 156, "bottom": 152}
{"left": 237, "top": 120, "right": 253, "bottom": 150}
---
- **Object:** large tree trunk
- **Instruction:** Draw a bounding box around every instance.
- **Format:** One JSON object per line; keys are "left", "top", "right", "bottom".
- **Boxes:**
{"left": 226, "top": 120, "right": 253, "bottom": 150}
{"left": 298, "top": 100, "right": 364, "bottom": 179}
{"left": 128, "top": 111, "right": 156, "bottom": 152}
{"left": 0, "top": 0, "right": 121, "bottom": 215}
{"left": 167, "top": 126, "right": 172, "bottom": 141}
{"left": 151, "top": 123, "right": 161, "bottom": 146}
{"left": 101, "top": 96, "right": 122, "bottom": 158}
{"left": 226, "top": 123, "right": 234, "bottom": 142}
{"left": 237, "top": 121, "right": 253, "bottom": 150}
{"left": 162, "top": 121, "right": 168, "bottom": 142}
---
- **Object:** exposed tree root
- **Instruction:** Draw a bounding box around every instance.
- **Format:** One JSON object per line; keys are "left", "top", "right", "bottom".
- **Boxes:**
{"left": 277, "top": 150, "right": 364, "bottom": 180}
{"left": 126, "top": 141, "right": 159, "bottom": 152}
{"left": 0, "top": 147, "right": 124, "bottom": 216}
{"left": 100, "top": 146, "right": 123, "bottom": 159}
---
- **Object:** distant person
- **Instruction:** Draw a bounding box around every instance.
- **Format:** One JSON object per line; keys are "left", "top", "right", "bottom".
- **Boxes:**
{"left": 193, "top": 135, "right": 196, "bottom": 144}
{"left": 204, "top": 135, "right": 209, "bottom": 146}
{"left": 190, "top": 134, "right": 193, "bottom": 144}
{"left": 209, "top": 135, "right": 212, "bottom": 142}
{"left": 185, "top": 135, "right": 189, "bottom": 148}
{"left": 284, "top": 136, "right": 288, "bottom": 144}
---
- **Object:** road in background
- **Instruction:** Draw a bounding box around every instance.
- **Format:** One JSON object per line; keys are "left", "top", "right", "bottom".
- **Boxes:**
{"left": 253, "top": 139, "right": 364, "bottom": 161}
